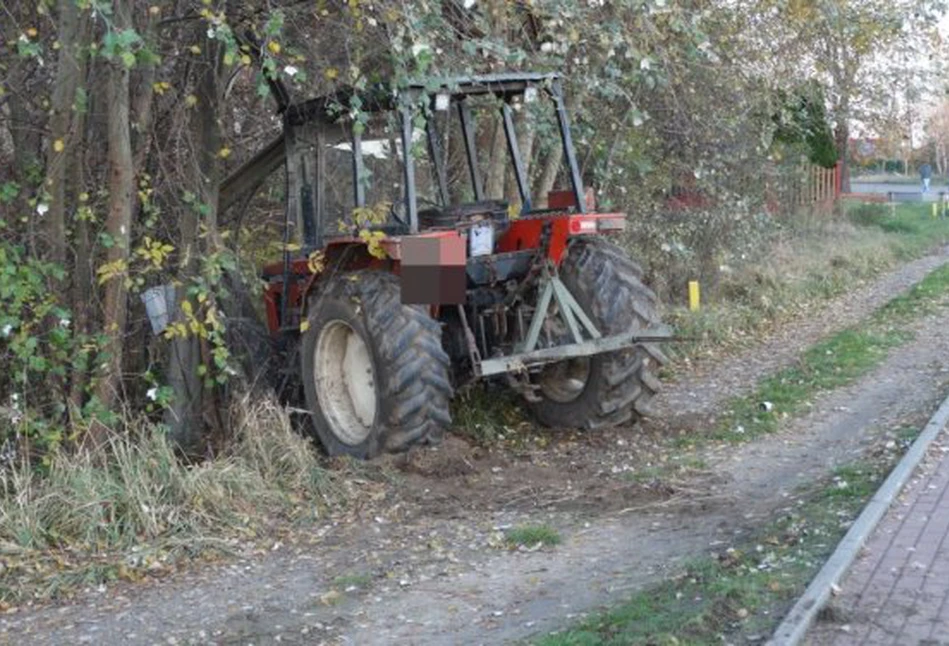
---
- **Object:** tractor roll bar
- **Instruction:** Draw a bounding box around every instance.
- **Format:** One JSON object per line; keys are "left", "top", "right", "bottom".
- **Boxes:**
{"left": 550, "top": 78, "right": 586, "bottom": 214}
{"left": 457, "top": 99, "right": 485, "bottom": 201}
{"left": 400, "top": 104, "right": 419, "bottom": 233}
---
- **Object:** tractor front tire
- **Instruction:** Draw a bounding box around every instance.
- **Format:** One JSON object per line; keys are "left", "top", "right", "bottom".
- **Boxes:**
{"left": 530, "top": 237, "right": 665, "bottom": 429}
{"left": 301, "top": 271, "right": 452, "bottom": 458}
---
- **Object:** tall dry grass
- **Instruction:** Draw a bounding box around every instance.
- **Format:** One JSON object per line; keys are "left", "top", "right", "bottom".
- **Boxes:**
{"left": 0, "top": 396, "right": 337, "bottom": 555}
{"left": 661, "top": 204, "right": 948, "bottom": 362}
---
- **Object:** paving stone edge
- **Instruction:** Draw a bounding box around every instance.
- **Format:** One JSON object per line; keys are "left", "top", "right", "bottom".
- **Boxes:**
{"left": 768, "top": 390, "right": 949, "bottom": 645}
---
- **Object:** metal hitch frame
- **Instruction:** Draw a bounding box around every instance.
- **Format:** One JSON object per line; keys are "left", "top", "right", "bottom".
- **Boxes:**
{"left": 475, "top": 268, "right": 674, "bottom": 378}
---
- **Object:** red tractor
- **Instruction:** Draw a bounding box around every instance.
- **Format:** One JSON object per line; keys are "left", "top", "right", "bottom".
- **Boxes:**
{"left": 221, "top": 73, "right": 670, "bottom": 458}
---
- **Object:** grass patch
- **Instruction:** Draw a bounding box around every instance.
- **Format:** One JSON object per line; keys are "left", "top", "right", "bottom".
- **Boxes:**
{"left": 0, "top": 397, "right": 342, "bottom": 604}
{"left": 451, "top": 383, "right": 531, "bottom": 446}
{"left": 506, "top": 524, "right": 562, "bottom": 549}
{"left": 698, "top": 262, "right": 949, "bottom": 444}
{"left": 537, "top": 451, "right": 901, "bottom": 645}
{"left": 333, "top": 572, "right": 373, "bottom": 589}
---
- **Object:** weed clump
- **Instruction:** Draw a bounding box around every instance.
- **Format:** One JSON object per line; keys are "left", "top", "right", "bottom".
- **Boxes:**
{"left": 506, "top": 524, "right": 562, "bottom": 548}
{"left": 0, "top": 397, "right": 339, "bottom": 601}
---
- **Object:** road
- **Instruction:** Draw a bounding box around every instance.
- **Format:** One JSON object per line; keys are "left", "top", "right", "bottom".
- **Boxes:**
{"left": 850, "top": 181, "right": 943, "bottom": 202}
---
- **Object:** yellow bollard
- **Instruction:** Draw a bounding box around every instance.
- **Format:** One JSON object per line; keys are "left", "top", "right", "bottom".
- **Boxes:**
{"left": 688, "top": 280, "right": 701, "bottom": 312}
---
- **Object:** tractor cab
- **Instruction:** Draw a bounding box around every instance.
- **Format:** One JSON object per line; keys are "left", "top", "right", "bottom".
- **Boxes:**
{"left": 278, "top": 73, "right": 593, "bottom": 254}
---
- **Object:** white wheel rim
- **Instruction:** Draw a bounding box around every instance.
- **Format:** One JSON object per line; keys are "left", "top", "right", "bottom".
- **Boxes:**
{"left": 314, "top": 320, "right": 377, "bottom": 445}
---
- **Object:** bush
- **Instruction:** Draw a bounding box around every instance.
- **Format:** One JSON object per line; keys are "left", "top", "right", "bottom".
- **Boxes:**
{"left": 883, "top": 159, "right": 906, "bottom": 174}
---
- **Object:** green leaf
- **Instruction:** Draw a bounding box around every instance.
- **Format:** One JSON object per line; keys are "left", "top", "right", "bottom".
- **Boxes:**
{"left": 74, "top": 87, "right": 88, "bottom": 114}
{"left": 0, "top": 182, "right": 20, "bottom": 203}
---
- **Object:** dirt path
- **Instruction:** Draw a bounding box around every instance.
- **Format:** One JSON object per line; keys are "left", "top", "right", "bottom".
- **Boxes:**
{"left": 3, "top": 248, "right": 949, "bottom": 646}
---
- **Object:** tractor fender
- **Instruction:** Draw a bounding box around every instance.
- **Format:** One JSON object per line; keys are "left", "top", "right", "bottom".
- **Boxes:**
{"left": 299, "top": 240, "right": 396, "bottom": 321}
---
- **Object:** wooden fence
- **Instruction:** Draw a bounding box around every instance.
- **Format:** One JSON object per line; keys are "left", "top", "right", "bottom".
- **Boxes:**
{"left": 667, "top": 161, "right": 842, "bottom": 216}
{"left": 763, "top": 161, "right": 841, "bottom": 216}
{"left": 791, "top": 161, "right": 841, "bottom": 207}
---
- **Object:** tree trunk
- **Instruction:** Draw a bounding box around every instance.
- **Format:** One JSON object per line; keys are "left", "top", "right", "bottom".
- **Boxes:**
{"left": 835, "top": 120, "right": 851, "bottom": 193}
{"left": 93, "top": 0, "right": 135, "bottom": 418}
{"left": 131, "top": 10, "right": 159, "bottom": 171}
{"left": 62, "top": 11, "right": 93, "bottom": 413}
{"left": 165, "top": 33, "right": 223, "bottom": 453}
{"left": 43, "top": 0, "right": 84, "bottom": 270}
{"left": 534, "top": 145, "right": 564, "bottom": 207}
{"left": 484, "top": 119, "right": 507, "bottom": 199}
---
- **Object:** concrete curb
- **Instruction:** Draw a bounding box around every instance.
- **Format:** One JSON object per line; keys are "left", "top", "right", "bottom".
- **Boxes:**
{"left": 768, "top": 392, "right": 949, "bottom": 646}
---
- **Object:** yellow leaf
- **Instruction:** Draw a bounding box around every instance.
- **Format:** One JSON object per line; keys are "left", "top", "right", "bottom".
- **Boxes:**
{"left": 218, "top": 147, "right": 232, "bottom": 159}
{"left": 267, "top": 41, "right": 281, "bottom": 55}
{"left": 53, "top": 139, "right": 65, "bottom": 153}
{"left": 324, "top": 67, "right": 339, "bottom": 81}
{"left": 181, "top": 300, "right": 193, "bottom": 316}
{"left": 300, "top": 320, "right": 310, "bottom": 332}
{"left": 190, "top": 45, "right": 202, "bottom": 55}
{"left": 241, "top": 54, "right": 252, "bottom": 66}
{"left": 185, "top": 95, "right": 198, "bottom": 107}
{"left": 26, "top": 28, "right": 38, "bottom": 38}
{"left": 307, "top": 250, "right": 326, "bottom": 274}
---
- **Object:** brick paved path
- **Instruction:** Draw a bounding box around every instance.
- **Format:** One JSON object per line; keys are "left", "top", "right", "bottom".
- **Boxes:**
{"left": 807, "top": 432, "right": 949, "bottom": 645}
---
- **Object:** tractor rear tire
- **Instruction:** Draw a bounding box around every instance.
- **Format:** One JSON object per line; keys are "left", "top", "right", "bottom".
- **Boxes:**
{"left": 530, "top": 237, "right": 665, "bottom": 429}
{"left": 301, "top": 271, "right": 452, "bottom": 458}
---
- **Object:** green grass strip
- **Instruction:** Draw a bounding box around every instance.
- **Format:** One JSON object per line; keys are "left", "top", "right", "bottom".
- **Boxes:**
{"left": 699, "top": 263, "right": 949, "bottom": 444}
